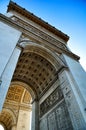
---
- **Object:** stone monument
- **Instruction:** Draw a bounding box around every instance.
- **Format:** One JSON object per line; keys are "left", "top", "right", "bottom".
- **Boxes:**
{"left": 0, "top": 1, "right": 86, "bottom": 130}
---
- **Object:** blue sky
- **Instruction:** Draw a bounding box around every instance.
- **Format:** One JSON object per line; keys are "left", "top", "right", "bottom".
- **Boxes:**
{"left": 0, "top": 0, "right": 86, "bottom": 71}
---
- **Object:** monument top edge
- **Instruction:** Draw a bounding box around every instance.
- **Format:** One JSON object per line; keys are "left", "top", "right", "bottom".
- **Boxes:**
{"left": 7, "top": 0, "right": 69, "bottom": 42}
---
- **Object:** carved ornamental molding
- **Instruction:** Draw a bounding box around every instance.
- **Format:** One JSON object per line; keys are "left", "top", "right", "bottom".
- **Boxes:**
{"left": 11, "top": 16, "right": 68, "bottom": 51}
{"left": 0, "top": 13, "right": 80, "bottom": 60}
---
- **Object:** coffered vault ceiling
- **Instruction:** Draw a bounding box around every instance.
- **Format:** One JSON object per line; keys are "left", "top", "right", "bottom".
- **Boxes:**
{"left": 0, "top": 85, "right": 32, "bottom": 130}
{"left": 12, "top": 51, "right": 61, "bottom": 98}
{"left": 6, "top": 85, "right": 32, "bottom": 104}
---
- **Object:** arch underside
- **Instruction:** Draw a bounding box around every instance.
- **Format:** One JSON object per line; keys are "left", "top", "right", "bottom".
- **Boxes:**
{"left": 12, "top": 45, "right": 63, "bottom": 99}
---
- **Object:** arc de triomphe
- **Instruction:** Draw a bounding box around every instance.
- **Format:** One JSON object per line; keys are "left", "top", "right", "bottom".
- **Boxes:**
{"left": 0, "top": 1, "right": 86, "bottom": 130}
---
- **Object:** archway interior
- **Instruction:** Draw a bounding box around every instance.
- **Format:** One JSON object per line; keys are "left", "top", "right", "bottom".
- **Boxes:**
{"left": 13, "top": 50, "right": 60, "bottom": 99}
{"left": 0, "top": 48, "right": 61, "bottom": 130}
{"left": 0, "top": 84, "right": 32, "bottom": 130}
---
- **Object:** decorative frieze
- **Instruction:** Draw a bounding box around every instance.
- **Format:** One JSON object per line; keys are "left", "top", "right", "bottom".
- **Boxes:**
{"left": 40, "top": 86, "right": 63, "bottom": 117}
{"left": 11, "top": 16, "right": 68, "bottom": 51}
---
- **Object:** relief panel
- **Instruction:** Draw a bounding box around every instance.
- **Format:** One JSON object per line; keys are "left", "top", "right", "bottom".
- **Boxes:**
{"left": 40, "top": 86, "right": 63, "bottom": 117}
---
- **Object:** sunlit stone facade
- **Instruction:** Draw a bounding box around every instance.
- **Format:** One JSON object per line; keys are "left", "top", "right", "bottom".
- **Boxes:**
{"left": 0, "top": 1, "right": 86, "bottom": 130}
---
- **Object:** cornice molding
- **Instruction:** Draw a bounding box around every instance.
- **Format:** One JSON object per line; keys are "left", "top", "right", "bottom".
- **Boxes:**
{"left": 7, "top": 1, "right": 69, "bottom": 42}
{"left": 0, "top": 13, "right": 80, "bottom": 61}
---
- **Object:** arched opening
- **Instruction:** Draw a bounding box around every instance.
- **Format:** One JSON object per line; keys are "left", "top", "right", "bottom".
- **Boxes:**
{"left": 12, "top": 44, "right": 64, "bottom": 98}
{"left": 11, "top": 44, "right": 61, "bottom": 129}
{"left": 0, "top": 44, "right": 68, "bottom": 130}
{"left": 3, "top": 83, "right": 32, "bottom": 130}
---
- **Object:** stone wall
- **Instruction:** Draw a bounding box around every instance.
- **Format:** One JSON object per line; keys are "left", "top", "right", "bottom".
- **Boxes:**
{"left": 17, "top": 109, "right": 31, "bottom": 130}
{"left": 39, "top": 80, "right": 73, "bottom": 130}
{"left": 40, "top": 100, "right": 73, "bottom": 130}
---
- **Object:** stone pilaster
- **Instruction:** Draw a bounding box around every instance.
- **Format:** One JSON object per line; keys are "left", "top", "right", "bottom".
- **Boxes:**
{"left": 58, "top": 67, "right": 86, "bottom": 130}
{"left": 31, "top": 99, "right": 39, "bottom": 130}
{"left": 0, "top": 21, "right": 21, "bottom": 78}
{"left": 0, "top": 47, "right": 21, "bottom": 111}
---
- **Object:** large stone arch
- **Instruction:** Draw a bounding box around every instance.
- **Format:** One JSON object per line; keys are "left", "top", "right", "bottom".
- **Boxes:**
{"left": 10, "top": 43, "right": 69, "bottom": 130}
{"left": 1, "top": 1, "right": 86, "bottom": 129}
{"left": 24, "top": 44, "right": 66, "bottom": 68}
{"left": 19, "top": 40, "right": 66, "bottom": 69}
{"left": 18, "top": 39, "right": 65, "bottom": 68}
{"left": 12, "top": 43, "right": 66, "bottom": 99}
